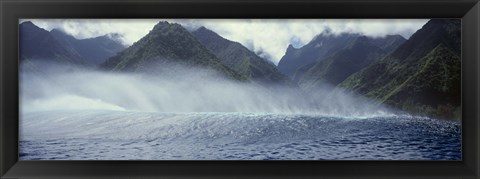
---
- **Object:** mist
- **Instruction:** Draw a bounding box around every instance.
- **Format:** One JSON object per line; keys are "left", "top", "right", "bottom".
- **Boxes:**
{"left": 20, "top": 61, "right": 393, "bottom": 118}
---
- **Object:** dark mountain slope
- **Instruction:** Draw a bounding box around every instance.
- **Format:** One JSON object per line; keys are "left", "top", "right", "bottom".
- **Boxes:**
{"left": 192, "top": 26, "right": 292, "bottom": 85}
{"left": 277, "top": 33, "right": 360, "bottom": 78}
{"left": 101, "top": 21, "right": 247, "bottom": 81}
{"left": 296, "top": 36, "right": 388, "bottom": 94}
{"left": 370, "top": 35, "right": 407, "bottom": 54}
{"left": 19, "top": 21, "right": 84, "bottom": 65}
{"left": 51, "top": 29, "right": 126, "bottom": 65}
{"left": 339, "top": 19, "right": 461, "bottom": 120}
{"left": 381, "top": 44, "right": 460, "bottom": 119}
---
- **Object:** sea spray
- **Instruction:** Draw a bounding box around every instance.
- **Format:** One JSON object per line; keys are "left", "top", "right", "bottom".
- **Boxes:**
{"left": 20, "top": 61, "right": 393, "bottom": 116}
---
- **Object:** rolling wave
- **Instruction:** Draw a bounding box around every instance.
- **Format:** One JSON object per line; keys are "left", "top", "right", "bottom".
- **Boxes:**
{"left": 20, "top": 110, "right": 460, "bottom": 160}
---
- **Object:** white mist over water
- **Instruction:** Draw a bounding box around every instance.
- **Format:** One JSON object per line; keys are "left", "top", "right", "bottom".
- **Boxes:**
{"left": 20, "top": 61, "right": 392, "bottom": 117}
{"left": 19, "top": 61, "right": 462, "bottom": 160}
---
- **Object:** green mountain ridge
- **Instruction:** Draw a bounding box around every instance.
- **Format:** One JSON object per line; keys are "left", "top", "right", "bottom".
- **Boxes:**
{"left": 20, "top": 21, "right": 127, "bottom": 72}
{"left": 296, "top": 35, "right": 389, "bottom": 96}
{"left": 370, "top": 35, "right": 407, "bottom": 54}
{"left": 338, "top": 19, "right": 461, "bottom": 120}
{"left": 192, "top": 26, "right": 293, "bottom": 86}
{"left": 50, "top": 29, "right": 126, "bottom": 65}
{"left": 19, "top": 21, "right": 85, "bottom": 66}
{"left": 101, "top": 22, "right": 247, "bottom": 81}
{"left": 277, "top": 33, "right": 361, "bottom": 78}
{"left": 19, "top": 19, "right": 461, "bottom": 120}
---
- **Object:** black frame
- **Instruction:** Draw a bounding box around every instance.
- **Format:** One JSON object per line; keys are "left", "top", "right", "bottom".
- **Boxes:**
{"left": 1, "top": 0, "right": 479, "bottom": 178}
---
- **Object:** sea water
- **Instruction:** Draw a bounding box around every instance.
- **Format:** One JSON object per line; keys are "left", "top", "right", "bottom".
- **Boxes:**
{"left": 19, "top": 110, "right": 461, "bottom": 160}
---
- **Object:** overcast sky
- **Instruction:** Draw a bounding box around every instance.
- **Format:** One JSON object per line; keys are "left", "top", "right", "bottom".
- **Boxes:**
{"left": 21, "top": 19, "right": 429, "bottom": 64}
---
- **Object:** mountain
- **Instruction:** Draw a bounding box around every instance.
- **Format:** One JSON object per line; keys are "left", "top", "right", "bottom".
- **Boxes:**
{"left": 101, "top": 21, "right": 247, "bottom": 81}
{"left": 277, "top": 33, "right": 360, "bottom": 78}
{"left": 50, "top": 29, "right": 126, "bottom": 65}
{"left": 278, "top": 33, "right": 406, "bottom": 81}
{"left": 339, "top": 19, "right": 461, "bottom": 120}
{"left": 290, "top": 34, "right": 405, "bottom": 98}
{"left": 20, "top": 21, "right": 126, "bottom": 69}
{"left": 370, "top": 35, "right": 407, "bottom": 54}
{"left": 19, "top": 21, "right": 84, "bottom": 65}
{"left": 192, "top": 26, "right": 292, "bottom": 85}
{"left": 295, "top": 36, "right": 388, "bottom": 95}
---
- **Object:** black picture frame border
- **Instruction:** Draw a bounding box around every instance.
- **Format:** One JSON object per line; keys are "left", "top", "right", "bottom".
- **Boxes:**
{"left": 1, "top": 0, "right": 479, "bottom": 178}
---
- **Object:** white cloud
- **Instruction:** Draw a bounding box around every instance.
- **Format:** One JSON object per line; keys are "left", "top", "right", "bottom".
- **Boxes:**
{"left": 21, "top": 19, "right": 428, "bottom": 64}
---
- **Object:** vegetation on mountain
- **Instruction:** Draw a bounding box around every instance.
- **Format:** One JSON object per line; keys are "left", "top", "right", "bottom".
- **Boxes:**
{"left": 51, "top": 29, "right": 126, "bottom": 65}
{"left": 102, "top": 22, "right": 247, "bottom": 81}
{"left": 20, "top": 21, "right": 126, "bottom": 68}
{"left": 339, "top": 19, "right": 461, "bottom": 120}
{"left": 20, "top": 19, "right": 461, "bottom": 120}
{"left": 277, "top": 33, "right": 360, "bottom": 78}
{"left": 192, "top": 26, "right": 292, "bottom": 85}
{"left": 296, "top": 36, "right": 388, "bottom": 95}
{"left": 19, "top": 21, "right": 85, "bottom": 65}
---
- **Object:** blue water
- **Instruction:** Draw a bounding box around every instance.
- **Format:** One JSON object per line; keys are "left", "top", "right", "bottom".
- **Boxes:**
{"left": 19, "top": 111, "right": 461, "bottom": 160}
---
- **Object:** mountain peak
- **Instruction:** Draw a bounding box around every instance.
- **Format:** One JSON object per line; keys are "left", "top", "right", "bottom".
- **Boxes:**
{"left": 194, "top": 26, "right": 218, "bottom": 36}
{"left": 49, "top": 28, "right": 78, "bottom": 43}
{"left": 419, "top": 19, "right": 460, "bottom": 36}
{"left": 19, "top": 20, "right": 87, "bottom": 65}
{"left": 191, "top": 25, "right": 291, "bottom": 85}
{"left": 102, "top": 21, "right": 247, "bottom": 81}
{"left": 19, "top": 21, "right": 52, "bottom": 38}
{"left": 286, "top": 44, "right": 297, "bottom": 52}
{"left": 389, "top": 18, "right": 460, "bottom": 60}
{"left": 20, "top": 21, "right": 35, "bottom": 26}
{"left": 20, "top": 21, "right": 42, "bottom": 30}
{"left": 343, "top": 35, "right": 374, "bottom": 50}
{"left": 196, "top": 26, "right": 209, "bottom": 31}
{"left": 154, "top": 21, "right": 170, "bottom": 26}
{"left": 278, "top": 32, "right": 361, "bottom": 78}
{"left": 152, "top": 21, "right": 183, "bottom": 32}
{"left": 427, "top": 19, "right": 460, "bottom": 26}
{"left": 192, "top": 26, "right": 233, "bottom": 46}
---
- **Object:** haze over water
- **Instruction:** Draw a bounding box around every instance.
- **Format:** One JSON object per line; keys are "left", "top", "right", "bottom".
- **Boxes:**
{"left": 19, "top": 63, "right": 461, "bottom": 160}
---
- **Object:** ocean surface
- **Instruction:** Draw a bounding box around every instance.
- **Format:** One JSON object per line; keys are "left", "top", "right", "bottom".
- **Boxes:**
{"left": 19, "top": 110, "right": 461, "bottom": 160}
